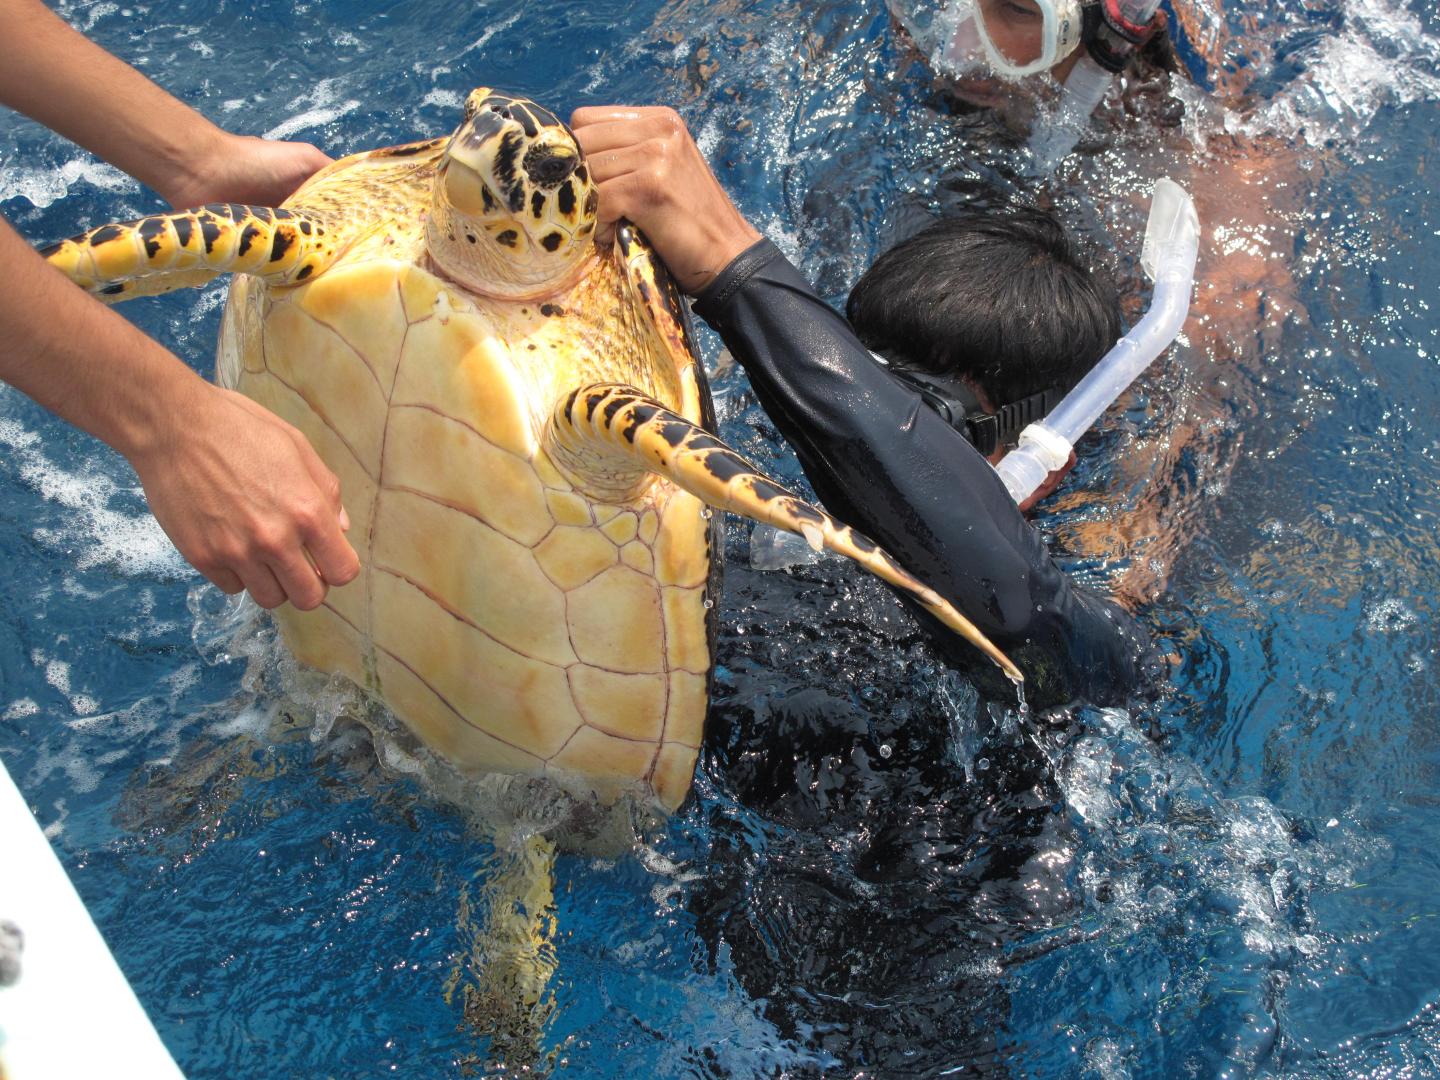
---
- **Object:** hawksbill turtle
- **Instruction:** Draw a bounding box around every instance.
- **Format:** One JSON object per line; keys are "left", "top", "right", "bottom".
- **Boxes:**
{"left": 41, "top": 87, "right": 1023, "bottom": 1057}
{"left": 43, "top": 87, "right": 1020, "bottom": 815}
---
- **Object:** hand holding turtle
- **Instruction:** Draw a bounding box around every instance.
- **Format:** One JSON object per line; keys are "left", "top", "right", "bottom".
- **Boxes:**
{"left": 1, "top": 202, "right": 358, "bottom": 611}
{"left": 128, "top": 384, "right": 360, "bottom": 610}
{"left": 0, "top": 0, "right": 355, "bottom": 609}
{"left": 0, "top": 0, "right": 331, "bottom": 211}
{"left": 570, "top": 106, "right": 761, "bottom": 295}
{"left": 160, "top": 133, "right": 333, "bottom": 211}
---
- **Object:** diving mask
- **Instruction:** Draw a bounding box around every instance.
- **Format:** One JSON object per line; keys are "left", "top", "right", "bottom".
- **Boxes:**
{"left": 890, "top": 0, "right": 1085, "bottom": 80}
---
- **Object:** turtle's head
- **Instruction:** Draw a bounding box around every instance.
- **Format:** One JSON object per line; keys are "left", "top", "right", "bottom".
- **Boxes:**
{"left": 426, "top": 88, "right": 598, "bottom": 299}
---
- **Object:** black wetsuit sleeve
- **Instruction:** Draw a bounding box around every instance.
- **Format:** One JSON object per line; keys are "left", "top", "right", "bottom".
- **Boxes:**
{"left": 693, "top": 238, "right": 1151, "bottom": 706}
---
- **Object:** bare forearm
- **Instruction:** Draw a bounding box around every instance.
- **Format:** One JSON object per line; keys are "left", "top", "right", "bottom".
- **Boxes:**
{"left": 0, "top": 0, "right": 226, "bottom": 203}
{"left": 0, "top": 214, "right": 201, "bottom": 458}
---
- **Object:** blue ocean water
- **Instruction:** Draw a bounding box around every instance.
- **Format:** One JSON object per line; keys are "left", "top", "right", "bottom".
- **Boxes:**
{"left": 2, "top": 0, "right": 1438, "bottom": 1076}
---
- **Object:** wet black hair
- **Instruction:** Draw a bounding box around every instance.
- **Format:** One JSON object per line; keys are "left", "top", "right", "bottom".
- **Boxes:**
{"left": 846, "top": 205, "right": 1123, "bottom": 410}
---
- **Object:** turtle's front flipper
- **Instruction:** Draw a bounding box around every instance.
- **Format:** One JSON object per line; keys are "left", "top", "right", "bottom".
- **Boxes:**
{"left": 40, "top": 203, "right": 340, "bottom": 302}
{"left": 549, "top": 384, "right": 1025, "bottom": 686}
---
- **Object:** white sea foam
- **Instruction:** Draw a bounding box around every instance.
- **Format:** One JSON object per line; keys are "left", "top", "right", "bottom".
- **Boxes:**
{"left": 1364, "top": 596, "right": 1419, "bottom": 632}
{"left": 2, "top": 699, "right": 39, "bottom": 721}
{"left": 0, "top": 415, "right": 189, "bottom": 579}
{"left": 457, "top": 8, "right": 523, "bottom": 57}
{"left": 61, "top": 1, "right": 118, "bottom": 33}
{"left": 262, "top": 78, "right": 362, "bottom": 141}
{"left": 0, "top": 157, "right": 133, "bottom": 210}
{"left": 40, "top": 797, "right": 68, "bottom": 839}
{"left": 420, "top": 88, "right": 467, "bottom": 113}
{"left": 29, "top": 649, "right": 99, "bottom": 717}
{"left": 1240, "top": 0, "right": 1440, "bottom": 144}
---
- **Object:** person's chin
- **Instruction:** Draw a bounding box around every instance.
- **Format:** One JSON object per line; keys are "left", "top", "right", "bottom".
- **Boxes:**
{"left": 946, "top": 76, "right": 1008, "bottom": 109}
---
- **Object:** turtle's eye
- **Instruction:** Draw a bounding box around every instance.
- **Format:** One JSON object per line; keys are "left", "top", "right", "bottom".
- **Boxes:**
{"left": 523, "top": 143, "right": 578, "bottom": 189}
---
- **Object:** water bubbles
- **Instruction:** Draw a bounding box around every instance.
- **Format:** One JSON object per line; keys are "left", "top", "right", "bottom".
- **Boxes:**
{"left": 1364, "top": 596, "right": 1418, "bottom": 632}
{"left": 749, "top": 523, "right": 823, "bottom": 570}
{"left": 1, "top": 699, "right": 39, "bottom": 722}
{"left": 877, "top": 742, "right": 893, "bottom": 759}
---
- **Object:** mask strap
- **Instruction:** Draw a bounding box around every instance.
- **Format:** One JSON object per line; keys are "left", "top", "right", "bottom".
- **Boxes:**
{"left": 991, "top": 385, "right": 1066, "bottom": 450}
{"left": 878, "top": 357, "right": 1063, "bottom": 457}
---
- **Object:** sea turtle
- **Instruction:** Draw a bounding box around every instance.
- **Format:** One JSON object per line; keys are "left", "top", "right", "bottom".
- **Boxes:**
{"left": 42, "top": 87, "right": 1025, "bottom": 1058}
{"left": 43, "top": 87, "right": 1020, "bottom": 815}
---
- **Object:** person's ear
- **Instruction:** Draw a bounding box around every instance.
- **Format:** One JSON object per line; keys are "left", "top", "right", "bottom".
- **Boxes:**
{"left": 1017, "top": 450, "right": 1078, "bottom": 514}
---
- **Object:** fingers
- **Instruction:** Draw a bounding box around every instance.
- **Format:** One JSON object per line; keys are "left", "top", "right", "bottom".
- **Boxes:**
{"left": 205, "top": 567, "right": 245, "bottom": 595}
{"left": 264, "top": 547, "right": 327, "bottom": 611}
{"left": 212, "top": 511, "right": 355, "bottom": 613}
{"left": 299, "top": 506, "right": 362, "bottom": 592}
{"left": 227, "top": 389, "right": 353, "bottom": 542}
{"left": 146, "top": 386, "right": 360, "bottom": 612}
{"left": 568, "top": 108, "right": 760, "bottom": 294}
{"left": 570, "top": 105, "right": 675, "bottom": 135}
{"left": 239, "top": 561, "right": 289, "bottom": 610}
{"left": 581, "top": 143, "right": 669, "bottom": 225}
{"left": 252, "top": 442, "right": 359, "bottom": 606}
{"left": 289, "top": 440, "right": 360, "bottom": 588}
{"left": 571, "top": 110, "right": 692, "bottom": 180}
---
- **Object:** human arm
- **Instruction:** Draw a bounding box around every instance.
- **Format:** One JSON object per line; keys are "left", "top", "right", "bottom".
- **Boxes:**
{"left": 693, "top": 241, "right": 1152, "bottom": 703}
{"left": 0, "top": 213, "right": 359, "bottom": 608}
{"left": 0, "top": 0, "right": 330, "bottom": 208}
{"left": 572, "top": 107, "right": 1152, "bottom": 703}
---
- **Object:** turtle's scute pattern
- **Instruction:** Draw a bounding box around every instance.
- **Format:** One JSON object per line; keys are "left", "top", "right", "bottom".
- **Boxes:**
{"left": 211, "top": 101, "right": 713, "bottom": 809}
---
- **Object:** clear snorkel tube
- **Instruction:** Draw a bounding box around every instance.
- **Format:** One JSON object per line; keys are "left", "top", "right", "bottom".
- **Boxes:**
{"left": 993, "top": 177, "right": 1200, "bottom": 504}
{"left": 1027, "top": 53, "right": 1116, "bottom": 171}
{"left": 1028, "top": 0, "right": 1165, "bottom": 172}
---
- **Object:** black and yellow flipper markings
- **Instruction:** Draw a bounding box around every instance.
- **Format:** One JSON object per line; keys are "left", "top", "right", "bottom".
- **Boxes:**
{"left": 550, "top": 384, "right": 1025, "bottom": 685}
{"left": 40, "top": 203, "right": 341, "bottom": 302}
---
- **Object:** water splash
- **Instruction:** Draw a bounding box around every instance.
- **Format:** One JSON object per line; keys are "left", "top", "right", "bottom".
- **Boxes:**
{"left": 1233, "top": 0, "right": 1440, "bottom": 144}
{"left": 0, "top": 156, "right": 132, "bottom": 210}
{"left": 1003, "top": 705, "right": 1335, "bottom": 1074}
{"left": 0, "top": 413, "right": 188, "bottom": 579}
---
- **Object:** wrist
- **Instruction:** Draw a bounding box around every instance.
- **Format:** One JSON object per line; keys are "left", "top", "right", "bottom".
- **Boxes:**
{"left": 103, "top": 352, "right": 210, "bottom": 464}
{"left": 158, "top": 126, "right": 235, "bottom": 209}
{"left": 674, "top": 217, "right": 762, "bottom": 295}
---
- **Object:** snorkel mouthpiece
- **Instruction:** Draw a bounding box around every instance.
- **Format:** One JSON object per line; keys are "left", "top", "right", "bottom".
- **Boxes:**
{"left": 993, "top": 179, "right": 1201, "bottom": 505}
{"left": 1027, "top": 0, "right": 1165, "bottom": 171}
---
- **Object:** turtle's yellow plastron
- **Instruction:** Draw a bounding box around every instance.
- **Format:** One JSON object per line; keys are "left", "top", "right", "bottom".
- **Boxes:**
{"left": 41, "top": 88, "right": 1022, "bottom": 814}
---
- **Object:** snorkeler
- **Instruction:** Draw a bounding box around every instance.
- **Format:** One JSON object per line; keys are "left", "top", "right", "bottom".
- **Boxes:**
{"left": 889, "top": 0, "right": 1310, "bottom": 604}
{"left": 0, "top": 0, "right": 357, "bottom": 611}
{"left": 572, "top": 106, "right": 1157, "bottom": 706}
{"left": 889, "top": 0, "right": 1181, "bottom": 147}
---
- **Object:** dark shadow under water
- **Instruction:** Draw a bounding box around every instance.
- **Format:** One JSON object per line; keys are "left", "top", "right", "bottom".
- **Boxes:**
{"left": 686, "top": 556, "right": 1111, "bottom": 1076}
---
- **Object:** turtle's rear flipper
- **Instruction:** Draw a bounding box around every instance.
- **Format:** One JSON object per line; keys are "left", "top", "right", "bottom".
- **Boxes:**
{"left": 549, "top": 383, "right": 1024, "bottom": 685}
{"left": 40, "top": 203, "right": 340, "bottom": 302}
{"left": 447, "top": 833, "right": 559, "bottom": 1067}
